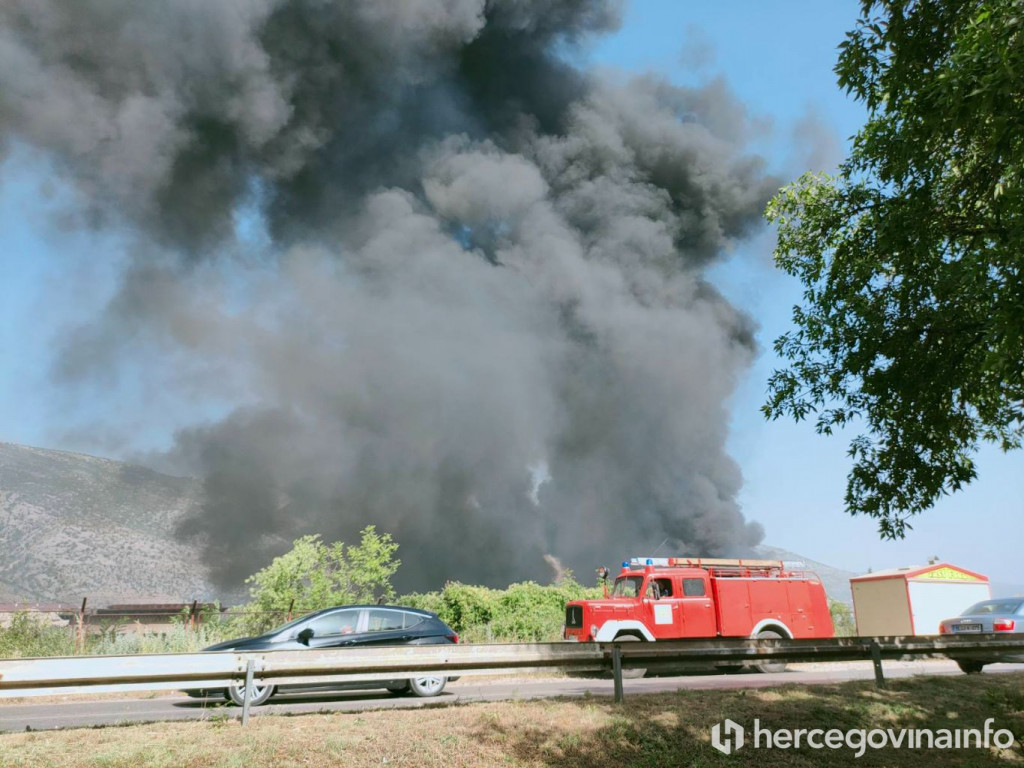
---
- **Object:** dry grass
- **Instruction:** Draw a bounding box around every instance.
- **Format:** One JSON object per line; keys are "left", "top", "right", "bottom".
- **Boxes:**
{"left": 1, "top": 673, "right": 1022, "bottom": 767}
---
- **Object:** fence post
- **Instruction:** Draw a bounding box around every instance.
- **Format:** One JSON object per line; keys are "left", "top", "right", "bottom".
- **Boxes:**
{"left": 869, "top": 640, "right": 886, "bottom": 688}
{"left": 189, "top": 600, "right": 199, "bottom": 634}
{"left": 612, "top": 644, "right": 624, "bottom": 703}
{"left": 241, "top": 659, "right": 255, "bottom": 726}
{"left": 75, "top": 598, "right": 88, "bottom": 654}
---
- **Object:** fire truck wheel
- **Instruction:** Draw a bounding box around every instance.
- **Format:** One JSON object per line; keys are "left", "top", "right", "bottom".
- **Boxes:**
{"left": 754, "top": 630, "right": 787, "bottom": 673}
{"left": 956, "top": 660, "right": 985, "bottom": 675}
{"left": 614, "top": 635, "right": 647, "bottom": 679}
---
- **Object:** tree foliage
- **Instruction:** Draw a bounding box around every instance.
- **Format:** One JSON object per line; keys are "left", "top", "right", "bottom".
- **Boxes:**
{"left": 244, "top": 526, "right": 400, "bottom": 626}
{"left": 829, "top": 599, "right": 857, "bottom": 637}
{"left": 402, "top": 578, "right": 603, "bottom": 643}
{"left": 765, "top": 0, "right": 1024, "bottom": 537}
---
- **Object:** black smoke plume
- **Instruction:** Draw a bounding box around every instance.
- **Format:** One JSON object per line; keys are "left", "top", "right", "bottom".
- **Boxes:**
{"left": 1, "top": 0, "right": 774, "bottom": 591}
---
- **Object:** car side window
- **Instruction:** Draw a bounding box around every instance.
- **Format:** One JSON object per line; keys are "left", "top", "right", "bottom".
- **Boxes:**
{"left": 366, "top": 609, "right": 405, "bottom": 632}
{"left": 683, "top": 578, "right": 706, "bottom": 597}
{"left": 305, "top": 609, "right": 360, "bottom": 637}
{"left": 403, "top": 612, "right": 425, "bottom": 629}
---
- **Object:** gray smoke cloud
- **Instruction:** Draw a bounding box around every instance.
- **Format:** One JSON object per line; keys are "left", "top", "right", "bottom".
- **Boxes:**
{"left": 1, "top": 0, "right": 774, "bottom": 591}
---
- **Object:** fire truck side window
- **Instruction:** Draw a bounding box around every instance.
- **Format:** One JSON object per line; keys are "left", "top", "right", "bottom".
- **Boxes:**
{"left": 682, "top": 578, "right": 706, "bottom": 597}
{"left": 651, "top": 578, "right": 673, "bottom": 597}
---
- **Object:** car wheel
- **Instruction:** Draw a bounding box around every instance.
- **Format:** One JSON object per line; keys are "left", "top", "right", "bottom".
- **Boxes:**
{"left": 716, "top": 664, "right": 746, "bottom": 674}
{"left": 408, "top": 676, "right": 446, "bottom": 697}
{"left": 386, "top": 682, "right": 410, "bottom": 695}
{"left": 957, "top": 660, "right": 985, "bottom": 675}
{"left": 613, "top": 635, "right": 647, "bottom": 679}
{"left": 226, "top": 682, "right": 275, "bottom": 707}
{"left": 754, "top": 630, "right": 788, "bottom": 673}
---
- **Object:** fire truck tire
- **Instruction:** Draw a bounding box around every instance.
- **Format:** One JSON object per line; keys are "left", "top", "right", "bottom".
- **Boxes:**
{"left": 614, "top": 635, "right": 647, "bottom": 678}
{"left": 956, "top": 660, "right": 985, "bottom": 675}
{"left": 754, "top": 629, "right": 787, "bottom": 673}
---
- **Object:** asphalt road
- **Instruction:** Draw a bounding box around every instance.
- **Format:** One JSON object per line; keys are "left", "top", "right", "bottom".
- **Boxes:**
{"left": 1, "top": 660, "right": 1017, "bottom": 732}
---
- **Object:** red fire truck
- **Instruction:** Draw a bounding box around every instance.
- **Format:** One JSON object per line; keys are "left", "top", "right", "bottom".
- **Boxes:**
{"left": 564, "top": 556, "right": 834, "bottom": 671}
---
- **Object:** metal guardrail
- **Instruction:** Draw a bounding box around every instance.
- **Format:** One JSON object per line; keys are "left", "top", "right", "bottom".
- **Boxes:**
{"left": 0, "top": 634, "right": 1021, "bottom": 721}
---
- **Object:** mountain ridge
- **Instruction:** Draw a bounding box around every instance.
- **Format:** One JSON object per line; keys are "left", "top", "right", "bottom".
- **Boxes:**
{"left": 0, "top": 440, "right": 880, "bottom": 606}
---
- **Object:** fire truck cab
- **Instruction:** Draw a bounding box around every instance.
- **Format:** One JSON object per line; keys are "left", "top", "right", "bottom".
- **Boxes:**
{"left": 564, "top": 557, "right": 834, "bottom": 648}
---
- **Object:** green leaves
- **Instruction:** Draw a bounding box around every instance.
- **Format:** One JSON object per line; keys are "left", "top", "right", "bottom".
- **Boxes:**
{"left": 241, "top": 526, "right": 400, "bottom": 632}
{"left": 766, "top": 0, "right": 1024, "bottom": 537}
{"left": 402, "top": 578, "right": 603, "bottom": 642}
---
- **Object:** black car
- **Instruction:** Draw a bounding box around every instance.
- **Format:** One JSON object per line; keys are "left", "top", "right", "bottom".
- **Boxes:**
{"left": 191, "top": 604, "right": 459, "bottom": 706}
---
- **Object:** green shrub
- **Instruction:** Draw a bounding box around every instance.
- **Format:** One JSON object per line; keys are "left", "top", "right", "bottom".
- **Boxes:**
{"left": 398, "top": 577, "right": 603, "bottom": 643}
{"left": 397, "top": 591, "right": 445, "bottom": 616}
{"left": 0, "top": 612, "right": 74, "bottom": 658}
{"left": 829, "top": 598, "right": 856, "bottom": 637}
{"left": 237, "top": 525, "right": 400, "bottom": 635}
{"left": 86, "top": 623, "right": 236, "bottom": 656}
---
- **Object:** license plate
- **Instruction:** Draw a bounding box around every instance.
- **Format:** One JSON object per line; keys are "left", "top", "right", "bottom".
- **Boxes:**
{"left": 954, "top": 623, "right": 983, "bottom": 632}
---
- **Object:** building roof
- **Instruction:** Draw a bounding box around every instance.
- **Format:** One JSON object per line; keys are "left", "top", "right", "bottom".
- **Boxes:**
{"left": 850, "top": 563, "right": 988, "bottom": 583}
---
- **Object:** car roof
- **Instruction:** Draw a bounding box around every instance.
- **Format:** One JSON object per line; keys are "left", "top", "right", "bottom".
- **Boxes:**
{"left": 302, "top": 604, "right": 437, "bottom": 617}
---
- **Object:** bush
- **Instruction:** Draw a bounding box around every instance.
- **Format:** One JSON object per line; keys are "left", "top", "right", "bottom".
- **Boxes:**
{"left": 0, "top": 612, "right": 74, "bottom": 658}
{"left": 238, "top": 526, "right": 400, "bottom": 635}
{"left": 86, "top": 623, "right": 235, "bottom": 656}
{"left": 830, "top": 599, "right": 856, "bottom": 637}
{"left": 399, "top": 577, "right": 603, "bottom": 643}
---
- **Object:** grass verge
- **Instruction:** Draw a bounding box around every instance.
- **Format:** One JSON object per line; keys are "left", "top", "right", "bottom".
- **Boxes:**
{"left": 1, "top": 673, "right": 1022, "bottom": 767}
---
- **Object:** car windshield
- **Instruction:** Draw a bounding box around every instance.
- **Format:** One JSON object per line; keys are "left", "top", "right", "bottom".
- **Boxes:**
{"left": 611, "top": 576, "right": 643, "bottom": 597}
{"left": 962, "top": 600, "right": 1024, "bottom": 616}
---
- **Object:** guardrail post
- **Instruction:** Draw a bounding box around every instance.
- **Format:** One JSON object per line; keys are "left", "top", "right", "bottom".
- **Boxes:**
{"left": 612, "top": 644, "right": 624, "bottom": 703}
{"left": 869, "top": 640, "right": 886, "bottom": 688}
{"left": 241, "top": 659, "right": 255, "bottom": 726}
{"left": 75, "top": 598, "right": 88, "bottom": 655}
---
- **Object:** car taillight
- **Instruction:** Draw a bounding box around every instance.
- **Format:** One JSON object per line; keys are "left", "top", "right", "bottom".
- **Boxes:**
{"left": 446, "top": 633, "right": 459, "bottom": 643}
{"left": 939, "top": 624, "right": 948, "bottom": 634}
{"left": 993, "top": 619, "right": 1015, "bottom": 632}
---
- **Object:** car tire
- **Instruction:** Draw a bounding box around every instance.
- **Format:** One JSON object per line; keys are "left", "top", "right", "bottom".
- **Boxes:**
{"left": 754, "top": 630, "right": 788, "bottom": 673}
{"left": 716, "top": 664, "right": 746, "bottom": 674}
{"left": 613, "top": 635, "right": 647, "bottom": 679}
{"left": 408, "top": 676, "right": 446, "bottom": 697}
{"left": 386, "top": 682, "right": 410, "bottom": 695}
{"left": 957, "top": 660, "right": 985, "bottom": 675}
{"left": 226, "top": 682, "right": 275, "bottom": 707}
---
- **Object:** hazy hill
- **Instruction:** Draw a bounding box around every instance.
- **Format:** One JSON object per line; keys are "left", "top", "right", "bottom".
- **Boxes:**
{"left": 0, "top": 442, "right": 217, "bottom": 603}
{"left": 1, "top": 441, "right": 870, "bottom": 606}
{"left": 754, "top": 545, "right": 856, "bottom": 604}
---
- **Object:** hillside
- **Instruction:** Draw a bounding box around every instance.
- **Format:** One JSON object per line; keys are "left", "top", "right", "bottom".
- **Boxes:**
{"left": 0, "top": 441, "right": 869, "bottom": 605}
{"left": 0, "top": 442, "right": 217, "bottom": 603}
{"left": 754, "top": 545, "right": 856, "bottom": 604}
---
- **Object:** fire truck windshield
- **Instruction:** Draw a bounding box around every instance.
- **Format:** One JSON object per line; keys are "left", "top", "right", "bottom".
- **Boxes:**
{"left": 611, "top": 575, "right": 643, "bottom": 597}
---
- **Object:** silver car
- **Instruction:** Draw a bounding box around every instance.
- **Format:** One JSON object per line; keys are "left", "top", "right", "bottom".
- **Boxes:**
{"left": 939, "top": 598, "right": 1024, "bottom": 673}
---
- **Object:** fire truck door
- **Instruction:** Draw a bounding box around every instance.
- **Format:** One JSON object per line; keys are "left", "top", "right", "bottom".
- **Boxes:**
{"left": 642, "top": 577, "right": 682, "bottom": 639}
{"left": 679, "top": 576, "right": 716, "bottom": 636}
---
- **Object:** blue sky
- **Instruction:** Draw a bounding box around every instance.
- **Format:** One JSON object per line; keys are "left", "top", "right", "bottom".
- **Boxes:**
{"left": 1, "top": 1, "right": 1020, "bottom": 585}
{"left": 591, "top": 0, "right": 1023, "bottom": 585}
